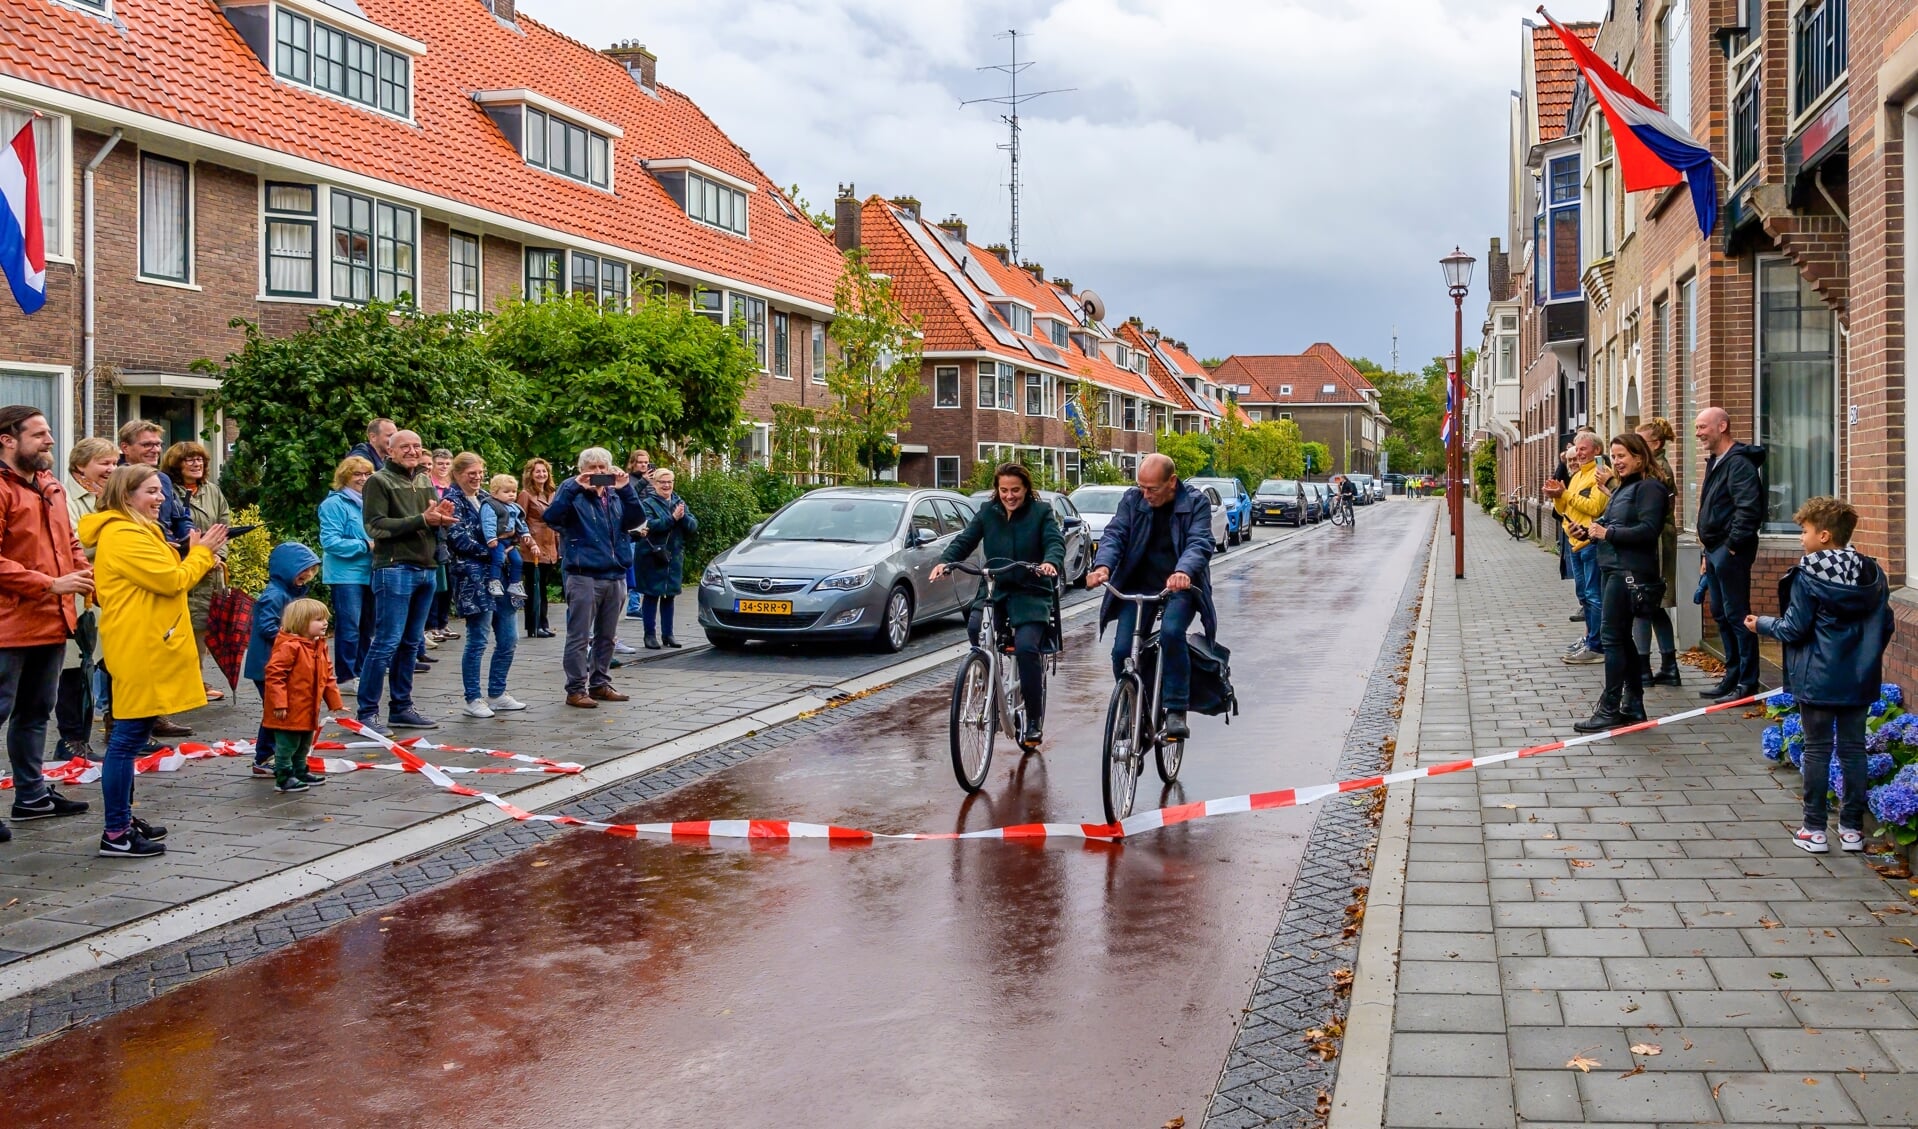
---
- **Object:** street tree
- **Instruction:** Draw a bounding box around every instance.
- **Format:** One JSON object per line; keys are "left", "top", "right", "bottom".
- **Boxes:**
{"left": 826, "top": 250, "right": 925, "bottom": 482}
{"left": 1302, "top": 441, "right": 1331, "bottom": 478}
{"left": 1154, "top": 429, "right": 1211, "bottom": 480}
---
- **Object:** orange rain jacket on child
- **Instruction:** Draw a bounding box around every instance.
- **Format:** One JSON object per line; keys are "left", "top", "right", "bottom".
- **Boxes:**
{"left": 262, "top": 632, "right": 344, "bottom": 732}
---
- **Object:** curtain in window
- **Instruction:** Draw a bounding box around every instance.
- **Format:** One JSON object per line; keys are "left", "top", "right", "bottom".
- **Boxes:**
{"left": 0, "top": 107, "right": 63, "bottom": 254}
{"left": 140, "top": 156, "right": 188, "bottom": 281}
{"left": 267, "top": 221, "right": 316, "bottom": 295}
{"left": 0, "top": 371, "right": 57, "bottom": 428}
{"left": 1757, "top": 259, "right": 1835, "bottom": 532}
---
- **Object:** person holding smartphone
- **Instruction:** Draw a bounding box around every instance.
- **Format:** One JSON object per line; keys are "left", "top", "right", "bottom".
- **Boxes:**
{"left": 542, "top": 448, "right": 644, "bottom": 709}
{"left": 1545, "top": 431, "right": 1611, "bottom": 665}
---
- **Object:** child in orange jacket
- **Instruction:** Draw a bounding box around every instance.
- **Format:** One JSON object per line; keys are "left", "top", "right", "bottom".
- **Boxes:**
{"left": 263, "top": 598, "right": 343, "bottom": 793}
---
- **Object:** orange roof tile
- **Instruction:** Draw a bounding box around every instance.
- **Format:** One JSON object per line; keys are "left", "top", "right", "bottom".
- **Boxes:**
{"left": 1115, "top": 321, "right": 1210, "bottom": 417}
{"left": 1532, "top": 21, "right": 1598, "bottom": 143}
{"left": 1214, "top": 346, "right": 1380, "bottom": 407}
{"left": 0, "top": 0, "right": 842, "bottom": 306}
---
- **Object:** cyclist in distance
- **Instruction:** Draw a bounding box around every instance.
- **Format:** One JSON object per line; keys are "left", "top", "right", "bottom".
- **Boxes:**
{"left": 1083, "top": 453, "right": 1217, "bottom": 740}
{"left": 1337, "top": 474, "right": 1359, "bottom": 520}
{"left": 931, "top": 463, "right": 1065, "bottom": 746}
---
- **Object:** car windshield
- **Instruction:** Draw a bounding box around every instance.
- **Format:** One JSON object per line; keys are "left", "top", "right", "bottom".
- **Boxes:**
{"left": 757, "top": 496, "right": 905, "bottom": 543}
{"left": 1257, "top": 480, "right": 1298, "bottom": 496}
{"left": 1071, "top": 488, "right": 1127, "bottom": 514}
{"left": 1191, "top": 478, "right": 1238, "bottom": 498}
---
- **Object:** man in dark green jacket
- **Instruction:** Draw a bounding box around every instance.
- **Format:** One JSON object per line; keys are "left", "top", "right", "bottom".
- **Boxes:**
{"left": 932, "top": 463, "right": 1065, "bottom": 746}
{"left": 356, "top": 429, "right": 456, "bottom": 734}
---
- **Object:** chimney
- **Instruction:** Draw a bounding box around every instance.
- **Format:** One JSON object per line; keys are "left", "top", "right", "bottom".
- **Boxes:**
{"left": 1487, "top": 237, "right": 1512, "bottom": 302}
{"left": 1021, "top": 260, "right": 1045, "bottom": 284}
{"left": 484, "top": 0, "right": 517, "bottom": 24}
{"left": 834, "top": 184, "right": 861, "bottom": 252}
{"left": 1126, "top": 315, "right": 1144, "bottom": 328}
{"left": 888, "top": 195, "right": 921, "bottom": 221}
{"left": 603, "top": 40, "right": 657, "bottom": 93}
{"left": 935, "top": 214, "right": 967, "bottom": 244}
{"left": 984, "top": 243, "right": 1011, "bottom": 266}
{"left": 1050, "top": 276, "right": 1073, "bottom": 294}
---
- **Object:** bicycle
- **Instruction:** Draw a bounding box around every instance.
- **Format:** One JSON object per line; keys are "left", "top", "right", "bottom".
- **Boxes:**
{"left": 1099, "top": 585, "right": 1187, "bottom": 823}
{"left": 1330, "top": 493, "right": 1355, "bottom": 528}
{"left": 1501, "top": 491, "right": 1534, "bottom": 541}
{"left": 946, "top": 561, "right": 1061, "bottom": 793}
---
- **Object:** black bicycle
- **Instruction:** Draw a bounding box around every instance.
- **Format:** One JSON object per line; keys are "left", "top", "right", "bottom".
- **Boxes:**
{"left": 1501, "top": 491, "right": 1534, "bottom": 540}
{"left": 1099, "top": 585, "right": 1187, "bottom": 822}
{"left": 946, "top": 561, "right": 1061, "bottom": 793}
{"left": 1330, "top": 492, "right": 1356, "bottom": 528}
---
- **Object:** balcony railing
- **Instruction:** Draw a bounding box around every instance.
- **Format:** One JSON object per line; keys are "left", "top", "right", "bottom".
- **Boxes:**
{"left": 1793, "top": 0, "right": 1847, "bottom": 117}
{"left": 1732, "top": 78, "right": 1760, "bottom": 180}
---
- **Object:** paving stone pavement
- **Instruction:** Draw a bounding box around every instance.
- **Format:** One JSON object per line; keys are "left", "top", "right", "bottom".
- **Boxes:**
{"left": 1201, "top": 530, "right": 1428, "bottom": 1128}
{"left": 1372, "top": 509, "right": 1918, "bottom": 1128}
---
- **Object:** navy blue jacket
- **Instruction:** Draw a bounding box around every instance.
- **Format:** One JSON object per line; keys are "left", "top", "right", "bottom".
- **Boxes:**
{"left": 346, "top": 440, "right": 385, "bottom": 473}
{"left": 242, "top": 541, "right": 321, "bottom": 683}
{"left": 541, "top": 477, "right": 643, "bottom": 578}
{"left": 1090, "top": 481, "right": 1217, "bottom": 642}
{"left": 445, "top": 489, "right": 496, "bottom": 618}
{"left": 1754, "top": 553, "right": 1895, "bottom": 708}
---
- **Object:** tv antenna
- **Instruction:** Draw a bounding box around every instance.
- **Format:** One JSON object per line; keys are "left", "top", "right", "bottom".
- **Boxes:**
{"left": 961, "top": 30, "right": 1073, "bottom": 263}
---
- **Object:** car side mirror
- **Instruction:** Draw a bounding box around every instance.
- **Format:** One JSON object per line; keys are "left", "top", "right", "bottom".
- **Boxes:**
{"left": 912, "top": 527, "right": 938, "bottom": 548}
{"left": 749, "top": 521, "right": 766, "bottom": 538}
{"left": 1062, "top": 516, "right": 1084, "bottom": 529}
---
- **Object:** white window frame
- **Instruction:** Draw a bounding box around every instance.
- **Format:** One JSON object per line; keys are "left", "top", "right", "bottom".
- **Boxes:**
{"left": 1278, "top": 384, "right": 1292, "bottom": 396}
{"left": 1662, "top": 0, "right": 1693, "bottom": 132}
{"left": 934, "top": 455, "right": 961, "bottom": 490}
{"left": 811, "top": 323, "right": 827, "bottom": 385}
{"left": 137, "top": 152, "right": 194, "bottom": 288}
{"left": 261, "top": 181, "right": 321, "bottom": 300}
{"left": 0, "top": 362, "right": 73, "bottom": 460}
{"left": 1754, "top": 253, "right": 1839, "bottom": 535}
{"left": 934, "top": 365, "right": 960, "bottom": 408}
{"left": 449, "top": 230, "right": 482, "bottom": 312}
{"left": 0, "top": 105, "right": 72, "bottom": 262}
{"left": 772, "top": 310, "right": 791, "bottom": 379}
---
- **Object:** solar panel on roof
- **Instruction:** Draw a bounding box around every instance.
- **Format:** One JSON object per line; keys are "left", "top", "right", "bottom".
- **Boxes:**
{"left": 1022, "top": 339, "right": 1064, "bottom": 366}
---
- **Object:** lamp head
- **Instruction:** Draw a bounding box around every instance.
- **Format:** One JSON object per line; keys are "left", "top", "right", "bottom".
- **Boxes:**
{"left": 1440, "top": 246, "right": 1476, "bottom": 294}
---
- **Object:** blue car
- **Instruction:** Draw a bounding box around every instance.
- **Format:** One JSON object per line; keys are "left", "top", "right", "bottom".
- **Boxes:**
{"left": 1189, "top": 476, "right": 1254, "bottom": 546}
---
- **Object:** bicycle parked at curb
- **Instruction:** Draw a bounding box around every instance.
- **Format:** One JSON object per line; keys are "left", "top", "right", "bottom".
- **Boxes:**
{"left": 1099, "top": 585, "right": 1187, "bottom": 822}
{"left": 946, "top": 561, "right": 1061, "bottom": 793}
{"left": 1501, "top": 491, "right": 1535, "bottom": 540}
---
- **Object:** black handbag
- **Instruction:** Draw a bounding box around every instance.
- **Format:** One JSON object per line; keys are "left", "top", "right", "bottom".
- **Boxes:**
{"left": 1621, "top": 572, "right": 1667, "bottom": 617}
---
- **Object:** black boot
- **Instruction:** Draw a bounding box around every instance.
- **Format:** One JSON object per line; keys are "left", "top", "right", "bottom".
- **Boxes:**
{"left": 1574, "top": 689, "right": 1624, "bottom": 733}
{"left": 1638, "top": 652, "right": 1655, "bottom": 684}
{"left": 1699, "top": 674, "right": 1737, "bottom": 700}
{"left": 1654, "top": 651, "right": 1682, "bottom": 686}
{"left": 644, "top": 633, "right": 662, "bottom": 650}
{"left": 1619, "top": 684, "right": 1647, "bottom": 723}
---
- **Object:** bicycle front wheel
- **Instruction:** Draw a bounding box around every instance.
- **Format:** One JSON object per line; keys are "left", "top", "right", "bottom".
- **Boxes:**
{"left": 1102, "top": 675, "right": 1143, "bottom": 823}
{"left": 949, "top": 651, "right": 997, "bottom": 793}
{"left": 1156, "top": 724, "right": 1185, "bottom": 783}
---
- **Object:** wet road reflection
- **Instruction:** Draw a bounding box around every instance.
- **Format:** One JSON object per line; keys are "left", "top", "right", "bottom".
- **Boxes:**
{"left": 2, "top": 504, "right": 1434, "bottom": 1129}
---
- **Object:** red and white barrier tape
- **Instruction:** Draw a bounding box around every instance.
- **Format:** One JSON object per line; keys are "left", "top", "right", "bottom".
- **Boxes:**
{"left": 1, "top": 734, "right": 582, "bottom": 790}
{"left": 337, "top": 690, "right": 1781, "bottom": 844}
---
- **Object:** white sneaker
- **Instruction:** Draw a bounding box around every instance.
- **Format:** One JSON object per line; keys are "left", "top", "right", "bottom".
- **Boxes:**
{"left": 506, "top": 582, "right": 527, "bottom": 600}
{"left": 487, "top": 579, "right": 504, "bottom": 597}
{"left": 1837, "top": 827, "right": 1865, "bottom": 853}
{"left": 337, "top": 677, "right": 357, "bottom": 697}
{"left": 463, "top": 699, "right": 495, "bottom": 718}
{"left": 488, "top": 694, "right": 527, "bottom": 712}
{"left": 613, "top": 639, "right": 637, "bottom": 655}
{"left": 1792, "top": 827, "right": 1829, "bottom": 854}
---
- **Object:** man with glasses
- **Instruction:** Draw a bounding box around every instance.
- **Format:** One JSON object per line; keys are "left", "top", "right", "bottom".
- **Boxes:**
{"left": 357, "top": 429, "right": 458, "bottom": 735}
{"left": 1084, "top": 453, "right": 1218, "bottom": 740}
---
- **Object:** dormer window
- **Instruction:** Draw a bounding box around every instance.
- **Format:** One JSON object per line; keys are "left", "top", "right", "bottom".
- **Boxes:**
{"left": 1322, "top": 384, "right": 1337, "bottom": 395}
{"left": 475, "top": 90, "right": 622, "bottom": 191}
{"left": 643, "top": 159, "right": 753, "bottom": 237}
{"left": 1041, "top": 317, "right": 1069, "bottom": 349}
{"left": 990, "top": 301, "right": 1032, "bottom": 336}
{"left": 266, "top": 1, "right": 423, "bottom": 119}
{"left": 1279, "top": 385, "right": 1292, "bottom": 396}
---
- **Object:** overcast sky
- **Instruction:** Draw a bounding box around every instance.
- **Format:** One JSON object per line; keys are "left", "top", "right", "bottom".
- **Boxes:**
{"left": 530, "top": 0, "right": 1608, "bottom": 368}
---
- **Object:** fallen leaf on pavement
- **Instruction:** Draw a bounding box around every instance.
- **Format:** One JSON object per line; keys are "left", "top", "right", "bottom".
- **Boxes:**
{"left": 1499, "top": 803, "right": 1518, "bottom": 809}
{"left": 1804, "top": 1077, "right": 1818, "bottom": 1086}
{"left": 530, "top": 860, "right": 551, "bottom": 868}
{"left": 1630, "top": 1044, "right": 1661, "bottom": 1056}
{"left": 1851, "top": 1068, "right": 1868, "bottom": 1081}
{"left": 1331, "top": 968, "right": 1355, "bottom": 994}
{"left": 1712, "top": 1081, "right": 1726, "bottom": 1099}
{"left": 1567, "top": 1055, "right": 1600, "bottom": 1073}
{"left": 1891, "top": 937, "right": 1914, "bottom": 948}
{"left": 1569, "top": 859, "right": 1594, "bottom": 868}
{"left": 1163, "top": 1119, "right": 1185, "bottom": 1129}
{"left": 1, "top": 898, "right": 16, "bottom": 910}
{"left": 1617, "top": 1063, "right": 1645, "bottom": 1079}
{"left": 1758, "top": 918, "right": 1781, "bottom": 929}
{"left": 1621, "top": 1002, "right": 1640, "bottom": 1013}
{"left": 1682, "top": 1037, "right": 1694, "bottom": 1050}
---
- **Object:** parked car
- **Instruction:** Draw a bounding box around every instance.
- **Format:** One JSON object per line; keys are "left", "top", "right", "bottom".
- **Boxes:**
{"left": 1253, "top": 479, "right": 1307, "bottom": 527}
{"left": 1069, "top": 484, "right": 1129, "bottom": 556}
{"left": 968, "top": 488, "right": 1092, "bottom": 586}
{"left": 1383, "top": 473, "right": 1406, "bottom": 496}
{"left": 1306, "top": 482, "right": 1331, "bottom": 522}
{"left": 698, "top": 487, "right": 983, "bottom": 653}
{"left": 1197, "top": 485, "right": 1232, "bottom": 550}
{"left": 1348, "top": 473, "right": 1378, "bottom": 505}
{"left": 1188, "top": 476, "right": 1253, "bottom": 545}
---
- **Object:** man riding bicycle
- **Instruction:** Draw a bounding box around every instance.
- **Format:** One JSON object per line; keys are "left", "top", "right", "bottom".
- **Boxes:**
{"left": 1336, "top": 474, "right": 1359, "bottom": 518}
{"left": 931, "top": 463, "right": 1064, "bottom": 747}
{"left": 1083, "top": 453, "right": 1217, "bottom": 741}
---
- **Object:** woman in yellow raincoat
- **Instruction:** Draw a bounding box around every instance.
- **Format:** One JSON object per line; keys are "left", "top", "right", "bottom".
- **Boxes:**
{"left": 77, "top": 464, "right": 227, "bottom": 859}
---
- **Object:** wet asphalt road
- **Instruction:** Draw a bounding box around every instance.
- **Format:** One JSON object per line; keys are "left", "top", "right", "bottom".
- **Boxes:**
{"left": 2, "top": 502, "right": 1435, "bottom": 1129}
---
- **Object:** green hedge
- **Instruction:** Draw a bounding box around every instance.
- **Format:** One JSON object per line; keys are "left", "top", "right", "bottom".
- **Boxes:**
{"left": 678, "top": 470, "right": 762, "bottom": 581}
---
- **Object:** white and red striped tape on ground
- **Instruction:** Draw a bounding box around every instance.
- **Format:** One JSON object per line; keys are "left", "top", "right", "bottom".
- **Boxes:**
{"left": 0, "top": 735, "right": 583, "bottom": 790}
{"left": 336, "top": 690, "right": 1780, "bottom": 844}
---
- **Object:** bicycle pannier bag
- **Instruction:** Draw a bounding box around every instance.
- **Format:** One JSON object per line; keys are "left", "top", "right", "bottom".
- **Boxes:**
{"left": 1185, "top": 635, "right": 1239, "bottom": 720}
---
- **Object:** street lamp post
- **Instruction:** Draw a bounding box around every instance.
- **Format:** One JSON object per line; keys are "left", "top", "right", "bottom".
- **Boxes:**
{"left": 1440, "top": 247, "right": 1476, "bottom": 580}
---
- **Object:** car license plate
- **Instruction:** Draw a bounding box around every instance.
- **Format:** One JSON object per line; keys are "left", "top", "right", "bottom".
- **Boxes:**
{"left": 734, "top": 599, "right": 792, "bottom": 615}
{"left": 1265, "top": 506, "right": 1284, "bottom": 515}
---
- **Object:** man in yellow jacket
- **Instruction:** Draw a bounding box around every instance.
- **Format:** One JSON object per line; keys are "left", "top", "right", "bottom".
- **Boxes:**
{"left": 1544, "top": 431, "right": 1612, "bottom": 664}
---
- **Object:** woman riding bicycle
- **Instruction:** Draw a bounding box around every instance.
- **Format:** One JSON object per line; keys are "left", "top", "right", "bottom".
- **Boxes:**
{"left": 931, "top": 463, "right": 1065, "bottom": 748}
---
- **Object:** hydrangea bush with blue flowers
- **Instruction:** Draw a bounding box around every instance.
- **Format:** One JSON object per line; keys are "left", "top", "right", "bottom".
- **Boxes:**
{"left": 1765, "top": 684, "right": 1918, "bottom": 846}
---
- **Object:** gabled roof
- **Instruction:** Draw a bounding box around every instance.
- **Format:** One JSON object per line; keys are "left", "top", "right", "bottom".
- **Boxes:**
{"left": 1531, "top": 20, "right": 1597, "bottom": 143}
{"left": 858, "top": 197, "right": 1173, "bottom": 404}
{"left": 1214, "top": 345, "right": 1382, "bottom": 408}
{"left": 1116, "top": 320, "right": 1237, "bottom": 420}
{"left": 0, "top": 0, "right": 842, "bottom": 307}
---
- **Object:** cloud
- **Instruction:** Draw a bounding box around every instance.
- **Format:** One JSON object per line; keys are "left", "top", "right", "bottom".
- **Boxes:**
{"left": 527, "top": 0, "right": 1607, "bottom": 364}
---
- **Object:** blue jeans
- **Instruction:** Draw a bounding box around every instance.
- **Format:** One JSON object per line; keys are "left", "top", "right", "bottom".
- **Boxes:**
{"left": 641, "top": 594, "right": 675, "bottom": 638}
{"left": 102, "top": 714, "right": 155, "bottom": 835}
{"left": 358, "top": 565, "right": 436, "bottom": 720}
{"left": 1569, "top": 544, "right": 1602, "bottom": 652}
{"left": 330, "top": 582, "right": 376, "bottom": 681}
{"left": 461, "top": 594, "right": 520, "bottom": 702}
{"left": 1109, "top": 591, "right": 1199, "bottom": 712}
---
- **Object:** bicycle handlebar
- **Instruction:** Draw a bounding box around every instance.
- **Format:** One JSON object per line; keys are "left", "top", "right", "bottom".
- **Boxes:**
{"left": 1101, "top": 584, "right": 1172, "bottom": 604}
{"left": 945, "top": 560, "right": 1042, "bottom": 578}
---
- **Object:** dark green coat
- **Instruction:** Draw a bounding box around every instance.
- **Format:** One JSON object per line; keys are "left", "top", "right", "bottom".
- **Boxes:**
{"left": 941, "top": 497, "right": 1066, "bottom": 626}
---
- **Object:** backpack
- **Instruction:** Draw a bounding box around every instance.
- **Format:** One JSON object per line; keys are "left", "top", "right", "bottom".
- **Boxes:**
{"left": 1185, "top": 634, "right": 1239, "bottom": 720}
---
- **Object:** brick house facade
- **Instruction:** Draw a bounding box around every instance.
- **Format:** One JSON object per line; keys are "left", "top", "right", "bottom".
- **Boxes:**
{"left": 1211, "top": 346, "right": 1388, "bottom": 476}
{"left": 0, "top": 0, "right": 843, "bottom": 469}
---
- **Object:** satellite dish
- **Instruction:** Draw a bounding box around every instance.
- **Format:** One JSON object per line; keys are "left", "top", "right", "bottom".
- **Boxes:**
{"left": 1079, "top": 289, "right": 1106, "bottom": 323}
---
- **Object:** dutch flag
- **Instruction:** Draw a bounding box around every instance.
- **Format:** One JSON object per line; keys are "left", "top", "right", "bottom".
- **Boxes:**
{"left": 1, "top": 119, "right": 47, "bottom": 315}
{"left": 1541, "top": 8, "right": 1719, "bottom": 236}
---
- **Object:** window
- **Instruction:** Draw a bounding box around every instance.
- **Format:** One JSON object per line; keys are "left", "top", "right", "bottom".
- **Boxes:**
{"left": 992, "top": 302, "right": 1032, "bottom": 335}
{"left": 692, "top": 287, "right": 724, "bottom": 322}
{"left": 934, "top": 456, "right": 961, "bottom": 490}
{"left": 138, "top": 154, "right": 190, "bottom": 283}
{"left": 1322, "top": 384, "right": 1338, "bottom": 395}
{"left": 524, "top": 248, "right": 563, "bottom": 302}
{"left": 600, "top": 261, "right": 627, "bottom": 309}
{"left": 811, "top": 324, "right": 827, "bottom": 384}
{"left": 1279, "top": 384, "right": 1292, "bottom": 396}
{"left": 1248, "top": 409, "right": 1262, "bottom": 421}
{"left": 1063, "top": 450, "right": 1081, "bottom": 486}
{"left": 998, "top": 366, "right": 1016, "bottom": 411}
{"left": 263, "top": 182, "right": 318, "bottom": 297}
{"left": 1678, "top": 274, "right": 1699, "bottom": 525}
{"left": 329, "top": 190, "right": 372, "bottom": 303}
{"left": 688, "top": 172, "right": 748, "bottom": 236}
{"left": 978, "top": 362, "right": 999, "bottom": 409}
{"left": 1585, "top": 121, "right": 1615, "bottom": 259}
{"left": 522, "top": 107, "right": 611, "bottom": 189}
{"left": 1046, "top": 318, "right": 1069, "bottom": 348}
{"left": 1025, "top": 372, "right": 1049, "bottom": 416}
{"left": 449, "top": 231, "right": 481, "bottom": 312}
{"left": 1122, "top": 397, "right": 1138, "bottom": 431}
{"left": 732, "top": 294, "right": 767, "bottom": 368}
{"left": 570, "top": 251, "right": 600, "bottom": 298}
{"left": 1280, "top": 412, "right": 1293, "bottom": 421}
{"left": 934, "top": 366, "right": 960, "bottom": 408}
{"left": 1793, "top": 0, "right": 1847, "bottom": 117}
{"left": 1546, "top": 154, "right": 1582, "bottom": 299}
{"left": 0, "top": 106, "right": 66, "bottom": 256}
{"left": 274, "top": 9, "right": 410, "bottom": 117}
{"left": 1095, "top": 393, "right": 1112, "bottom": 427}
{"left": 773, "top": 311, "right": 791, "bottom": 378}
{"left": 1661, "top": 0, "right": 1693, "bottom": 130}
{"left": 1731, "top": 55, "right": 1761, "bottom": 180}
{"left": 373, "top": 200, "right": 415, "bottom": 303}
{"left": 1757, "top": 258, "right": 1835, "bottom": 532}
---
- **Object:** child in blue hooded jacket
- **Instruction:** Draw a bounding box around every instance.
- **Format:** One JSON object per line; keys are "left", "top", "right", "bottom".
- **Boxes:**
{"left": 242, "top": 541, "right": 321, "bottom": 773}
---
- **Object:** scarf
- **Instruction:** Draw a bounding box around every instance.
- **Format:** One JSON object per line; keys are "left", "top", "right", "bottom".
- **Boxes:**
{"left": 1800, "top": 547, "right": 1864, "bottom": 586}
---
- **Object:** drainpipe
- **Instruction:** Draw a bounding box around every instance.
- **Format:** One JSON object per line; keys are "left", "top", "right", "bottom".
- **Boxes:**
{"left": 82, "top": 129, "right": 123, "bottom": 439}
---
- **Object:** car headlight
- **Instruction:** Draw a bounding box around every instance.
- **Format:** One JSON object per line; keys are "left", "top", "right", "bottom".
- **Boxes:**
{"left": 815, "top": 566, "right": 874, "bottom": 592}
{"left": 701, "top": 565, "right": 725, "bottom": 591}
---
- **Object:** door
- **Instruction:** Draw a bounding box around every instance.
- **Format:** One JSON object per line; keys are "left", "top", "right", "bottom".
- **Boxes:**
{"left": 907, "top": 499, "right": 947, "bottom": 616}
{"left": 934, "top": 498, "right": 977, "bottom": 611}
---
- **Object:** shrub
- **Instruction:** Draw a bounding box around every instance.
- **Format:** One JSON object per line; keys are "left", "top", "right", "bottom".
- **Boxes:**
{"left": 744, "top": 464, "right": 806, "bottom": 513}
{"left": 222, "top": 505, "right": 276, "bottom": 598}
{"left": 677, "top": 470, "right": 761, "bottom": 580}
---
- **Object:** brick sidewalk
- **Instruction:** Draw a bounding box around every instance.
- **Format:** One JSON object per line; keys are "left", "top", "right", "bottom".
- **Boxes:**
{"left": 1371, "top": 508, "right": 1918, "bottom": 1127}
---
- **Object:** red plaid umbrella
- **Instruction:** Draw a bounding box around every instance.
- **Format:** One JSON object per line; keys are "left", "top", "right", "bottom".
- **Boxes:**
{"left": 205, "top": 586, "right": 254, "bottom": 689}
